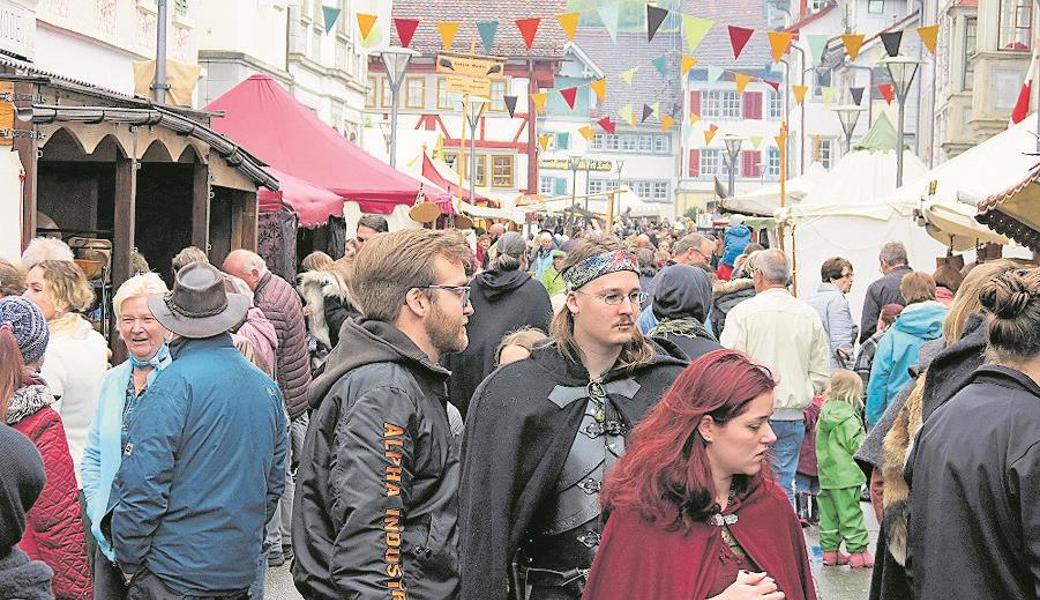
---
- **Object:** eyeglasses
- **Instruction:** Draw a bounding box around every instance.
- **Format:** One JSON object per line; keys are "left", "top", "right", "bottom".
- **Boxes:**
{"left": 573, "top": 290, "right": 647, "bottom": 306}
{"left": 420, "top": 284, "right": 472, "bottom": 306}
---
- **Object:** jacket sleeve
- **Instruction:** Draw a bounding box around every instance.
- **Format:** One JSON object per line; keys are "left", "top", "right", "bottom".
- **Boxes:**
{"left": 718, "top": 306, "right": 746, "bottom": 351}
{"left": 80, "top": 382, "right": 106, "bottom": 522}
{"left": 865, "top": 334, "right": 894, "bottom": 427}
{"left": 859, "top": 283, "right": 882, "bottom": 344}
{"left": 808, "top": 318, "right": 831, "bottom": 395}
{"left": 112, "top": 382, "right": 188, "bottom": 573}
{"left": 827, "top": 295, "right": 857, "bottom": 359}
{"left": 1009, "top": 442, "right": 1040, "bottom": 597}
{"left": 837, "top": 416, "right": 866, "bottom": 457}
{"left": 327, "top": 386, "right": 418, "bottom": 599}
{"left": 267, "top": 401, "right": 289, "bottom": 525}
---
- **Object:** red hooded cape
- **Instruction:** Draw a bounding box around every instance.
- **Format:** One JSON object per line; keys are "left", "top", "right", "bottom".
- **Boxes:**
{"left": 582, "top": 481, "right": 816, "bottom": 600}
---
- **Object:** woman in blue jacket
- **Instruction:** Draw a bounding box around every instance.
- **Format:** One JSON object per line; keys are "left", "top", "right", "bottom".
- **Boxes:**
{"left": 866, "top": 272, "right": 947, "bottom": 427}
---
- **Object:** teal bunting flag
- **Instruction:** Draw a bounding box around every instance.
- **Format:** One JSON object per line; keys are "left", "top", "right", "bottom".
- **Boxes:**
{"left": 707, "top": 65, "right": 724, "bottom": 84}
{"left": 652, "top": 55, "right": 668, "bottom": 78}
{"left": 477, "top": 21, "right": 499, "bottom": 55}
{"left": 322, "top": 5, "right": 341, "bottom": 34}
{"left": 598, "top": 3, "right": 620, "bottom": 41}
{"left": 807, "top": 34, "right": 828, "bottom": 66}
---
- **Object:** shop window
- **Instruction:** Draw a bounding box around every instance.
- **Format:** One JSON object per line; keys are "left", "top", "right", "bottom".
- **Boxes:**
{"left": 999, "top": 0, "right": 1032, "bottom": 51}
{"left": 492, "top": 155, "right": 514, "bottom": 188}
{"left": 405, "top": 78, "right": 425, "bottom": 109}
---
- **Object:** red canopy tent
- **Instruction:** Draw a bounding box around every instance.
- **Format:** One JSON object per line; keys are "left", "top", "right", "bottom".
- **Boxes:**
{"left": 205, "top": 74, "right": 452, "bottom": 223}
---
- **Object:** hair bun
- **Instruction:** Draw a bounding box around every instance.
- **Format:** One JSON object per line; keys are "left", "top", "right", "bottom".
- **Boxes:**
{"left": 980, "top": 270, "right": 1036, "bottom": 320}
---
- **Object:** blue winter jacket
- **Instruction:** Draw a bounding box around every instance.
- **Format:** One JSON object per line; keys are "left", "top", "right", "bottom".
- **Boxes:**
{"left": 865, "top": 301, "right": 947, "bottom": 426}
{"left": 722, "top": 225, "right": 752, "bottom": 267}
{"left": 110, "top": 334, "right": 288, "bottom": 595}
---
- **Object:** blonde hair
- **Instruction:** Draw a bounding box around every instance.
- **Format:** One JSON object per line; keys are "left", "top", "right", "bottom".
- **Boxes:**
{"left": 113, "top": 273, "right": 168, "bottom": 321}
{"left": 825, "top": 369, "right": 864, "bottom": 409}
{"left": 0, "top": 259, "right": 26, "bottom": 297}
{"left": 301, "top": 251, "right": 334, "bottom": 273}
{"left": 942, "top": 258, "right": 1019, "bottom": 344}
{"left": 496, "top": 327, "right": 548, "bottom": 364}
{"left": 32, "top": 260, "right": 95, "bottom": 313}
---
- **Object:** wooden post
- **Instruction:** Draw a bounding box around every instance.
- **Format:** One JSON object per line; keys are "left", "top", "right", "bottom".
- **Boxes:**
{"left": 192, "top": 162, "right": 210, "bottom": 252}
{"left": 15, "top": 134, "right": 36, "bottom": 248}
{"left": 240, "top": 190, "right": 258, "bottom": 251}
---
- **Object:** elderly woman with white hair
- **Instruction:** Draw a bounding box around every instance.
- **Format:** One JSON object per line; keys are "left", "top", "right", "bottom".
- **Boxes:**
{"left": 80, "top": 272, "right": 170, "bottom": 596}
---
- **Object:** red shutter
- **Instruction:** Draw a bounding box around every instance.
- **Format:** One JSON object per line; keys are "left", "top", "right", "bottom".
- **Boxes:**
{"left": 689, "top": 149, "right": 700, "bottom": 177}
{"left": 741, "top": 150, "right": 759, "bottom": 178}
{"left": 689, "top": 90, "right": 701, "bottom": 115}
{"left": 743, "top": 92, "right": 762, "bottom": 119}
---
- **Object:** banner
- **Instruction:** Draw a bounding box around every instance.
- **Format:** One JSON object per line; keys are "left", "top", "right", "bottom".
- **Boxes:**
{"left": 597, "top": 116, "right": 616, "bottom": 134}
{"left": 652, "top": 55, "right": 668, "bottom": 78}
{"left": 619, "top": 104, "right": 636, "bottom": 126}
{"left": 620, "top": 66, "right": 639, "bottom": 86}
{"left": 849, "top": 86, "right": 865, "bottom": 105}
{"left": 560, "top": 87, "right": 578, "bottom": 109}
{"left": 530, "top": 92, "right": 548, "bottom": 112}
{"left": 356, "top": 13, "right": 376, "bottom": 40}
{"left": 878, "top": 83, "right": 895, "bottom": 104}
{"left": 504, "top": 95, "right": 518, "bottom": 117}
{"left": 734, "top": 73, "right": 753, "bottom": 95}
{"left": 792, "top": 84, "right": 808, "bottom": 105}
{"left": 322, "top": 5, "right": 341, "bottom": 34}
{"left": 807, "top": 34, "right": 829, "bottom": 65}
{"left": 704, "top": 123, "right": 719, "bottom": 145}
{"left": 578, "top": 124, "right": 596, "bottom": 141}
{"left": 660, "top": 114, "right": 675, "bottom": 133}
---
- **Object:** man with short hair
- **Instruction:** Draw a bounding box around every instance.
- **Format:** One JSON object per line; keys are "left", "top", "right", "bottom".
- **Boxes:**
{"left": 293, "top": 229, "right": 473, "bottom": 599}
{"left": 859, "top": 241, "right": 912, "bottom": 343}
{"left": 353, "top": 214, "right": 389, "bottom": 251}
{"left": 459, "top": 237, "right": 686, "bottom": 600}
{"left": 671, "top": 233, "right": 715, "bottom": 268}
{"left": 112, "top": 262, "right": 287, "bottom": 598}
{"left": 720, "top": 249, "right": 830, "bottom": 505}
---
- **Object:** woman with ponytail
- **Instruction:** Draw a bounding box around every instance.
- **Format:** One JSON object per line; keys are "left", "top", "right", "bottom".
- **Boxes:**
{"left": 582, "top": 349, "right": 816, "bottom": 600}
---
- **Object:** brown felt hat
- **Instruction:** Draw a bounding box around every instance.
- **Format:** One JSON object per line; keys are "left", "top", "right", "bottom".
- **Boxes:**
{"left": 148, "top": 261, "right": 249, "bottom": 339}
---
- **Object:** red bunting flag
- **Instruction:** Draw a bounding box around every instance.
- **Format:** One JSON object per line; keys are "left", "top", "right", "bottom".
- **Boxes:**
{"left": 728, "top": 25, "right": 755, "bottom": 60}
{"left": 597, "top": 116, "right": 616, "bottom": 134}
{"left": 560, "top": 87, "right": 578, "bottom": 109}
{"left": 516, "top": 18, "right": 541, "bottom": 51}
{"left": 878, "top": 83, "right": 895, "bottom": 105}
{"left": 393, "top": 18, "right": 420, "bottom": 48}
{"left": 763, "top": 80, "right": 781, "bottom": 92}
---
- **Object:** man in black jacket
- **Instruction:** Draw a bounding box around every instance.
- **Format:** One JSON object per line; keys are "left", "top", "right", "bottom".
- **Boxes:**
{"left": 292, "top": 229, "right": 473, "bottom": 599}
{"left": 859, "top": 241, "right": 913, "bottom": 343}
{"left": 459, "top": 237, "right": 687, "bottom": 600}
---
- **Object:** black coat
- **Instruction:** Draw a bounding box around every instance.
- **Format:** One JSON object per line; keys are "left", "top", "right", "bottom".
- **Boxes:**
{"left": 655, "top": 332, "right": 722, "bottom": 362}
{"left": 444, "top": 268, "right": 552, "bottom": 417}
{"left": 859, "top": 265, "right": 912, "bottom": 343}
{"left": 292, "top": 320, "right": 460, "bottom": 600}
{"left": 907, "top": 366, "right": 1040, "bottom": 600}
{"left": 458, "top": 342, "right": 687, "bottom": 600}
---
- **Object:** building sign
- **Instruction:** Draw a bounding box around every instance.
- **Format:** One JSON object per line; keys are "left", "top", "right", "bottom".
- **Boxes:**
{"left": 436, "top": 52, "right": 503, "bottom": 98}
{"left": 540, "top": 158, "right": 613, "bottom": 172}
{"left": 445, "top": 75, "right": 490, "bottom": 97}
{"left": 0, "top": 1, "right": 33, "bottom": 60}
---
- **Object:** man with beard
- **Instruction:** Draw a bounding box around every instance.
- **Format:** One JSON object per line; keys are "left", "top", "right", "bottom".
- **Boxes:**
{"left": 292, "top": 229, "right": 472, "bottom": 599}
{"left": 459, "top": 236, "right": 687, "bottom": 600}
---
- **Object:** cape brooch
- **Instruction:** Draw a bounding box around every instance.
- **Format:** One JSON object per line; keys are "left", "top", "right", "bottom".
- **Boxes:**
{"left": 708, "top": 513, "right": 739, "bottom": 527}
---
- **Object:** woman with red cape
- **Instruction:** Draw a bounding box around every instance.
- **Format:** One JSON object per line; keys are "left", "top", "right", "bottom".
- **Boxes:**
{"left": 583, "top": 349, "right": 817, "bottom": 600}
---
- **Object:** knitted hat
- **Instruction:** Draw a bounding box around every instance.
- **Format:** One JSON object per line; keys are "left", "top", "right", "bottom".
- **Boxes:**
{"left": 0, "top": 297, "right": 49, "bottom": 365}
{"left": 0, "top": 425, "right": 45, "bottom": 551}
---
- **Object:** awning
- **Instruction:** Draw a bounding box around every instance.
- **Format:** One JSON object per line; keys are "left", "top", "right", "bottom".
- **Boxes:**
{"left": 258, "top": 169, "right": 344, "bottom": 228}
{"left": 976, "top": 164, "right": 1040, "bottom": 252}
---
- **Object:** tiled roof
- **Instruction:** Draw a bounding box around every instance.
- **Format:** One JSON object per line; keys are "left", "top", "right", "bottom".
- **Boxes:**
{"left": 673, "top": 0, "right": 772, "bottom": 69}
{"left": 389, "top": 0, "right": 570, "bottom": 58}
{"left": 785, "top": 5, "right": 836, "bottom": 33}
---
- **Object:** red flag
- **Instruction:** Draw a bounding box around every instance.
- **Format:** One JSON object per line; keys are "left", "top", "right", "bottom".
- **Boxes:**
{"left": 728, "top": 25, "right": 755, "bottom": 60}
{"left": 597, "top": 116, "right": 616, "bottom": 134}
{"left": 1011, "top": 50, "right": 1039, "bottom": 126}
{"left": 516, "top": 18, "right": 541, "bottom": 51}
{"left": 878, "top": 83, "right": 895, "bottom": 105}
{"left": 394, "top": 18, "right": 420, "bottom": 48}
{"left": 764, "top": 80, "right": 781, "bottom": 92}
{"left": 560, "top": 87, "right": 578, "bottom": 109}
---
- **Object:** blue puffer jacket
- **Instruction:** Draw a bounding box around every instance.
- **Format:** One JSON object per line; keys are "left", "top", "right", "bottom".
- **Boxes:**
{"left": 722, "top": 224, "right": 752, "bottom": 267}
{"left": 866, "top": 301, "right": 947, "bottom": 426}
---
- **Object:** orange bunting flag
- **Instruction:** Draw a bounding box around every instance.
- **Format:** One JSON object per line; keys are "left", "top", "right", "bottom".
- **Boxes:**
{"left": 688, "top": 113, "right": 700, "bottom": 125}
{"left": 660, "top": 114, "right": 675, "bottom": 133}
{"left": 681, "top": 55, "right": 698, "bottom": 77}
{"left": 437, "top": 22, "right": 460, "bottom": 51}
{"left": 734, "top": 73, "right": 754, "bottom": 95}
{"left": 774, "top": 123, "right": 788, "bottom": 148}
{"left": 538, "top": 134, "right": 552, "bottom": 152}
{"left": 578, "top": 124, "right": 596, "bottom": 142}
{"left": 792, "top": 85, "right": 808, "bottom": 105}
{"left": 767, "top": 31, "right": 794, "bottom": 63}
{"left": 704, "top": 124, "right": 719, "bottom": 146}
{"left": 841, "top": 33, "right": 865, "bottom": 60}
{"left": 516, "top": 18, "right": 541, "bottom": 51}
{"left": 557, "top": 12, "right": 580, "bottom": 42}
{"left": 590, "top": 78, "right": 607, "bottom": 102}
{"left": 917, "top": 24, "right": 939, "bottom": 55}
{"left": 356, "top": 13, "right": 377, "bottom": 41}
{"left": 530, "top": 92, "right": 548, "bottom": 113}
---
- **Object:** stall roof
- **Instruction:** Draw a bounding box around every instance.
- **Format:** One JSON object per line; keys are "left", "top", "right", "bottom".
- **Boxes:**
{"left": 205, "top": 74, "right": 451, "bottom": 216}
{"left": 977, "top": 163, "right": 1040, "bottom": 252}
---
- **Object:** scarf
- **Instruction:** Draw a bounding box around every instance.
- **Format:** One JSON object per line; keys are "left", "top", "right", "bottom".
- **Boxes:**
{"left": 129, "top": 341, "right": 171, "bottom": 372}
{"left": 649, "top": 317, "right": 717, "bottom": 343}
{"left": 5, "top": 383, "right": 56, "bottom": 425}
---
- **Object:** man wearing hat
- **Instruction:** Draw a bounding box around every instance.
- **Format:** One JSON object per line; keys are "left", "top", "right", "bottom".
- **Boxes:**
{"left": 109, "top": 262, "right": 288, "bottom": 599}
{"left": 459, "top": 236, "right": 686, "bottom": 600}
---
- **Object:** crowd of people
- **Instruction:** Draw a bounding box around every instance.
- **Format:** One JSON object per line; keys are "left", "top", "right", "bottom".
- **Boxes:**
{"left": 0, "top": 214, "right": 1037, "bottom": 600}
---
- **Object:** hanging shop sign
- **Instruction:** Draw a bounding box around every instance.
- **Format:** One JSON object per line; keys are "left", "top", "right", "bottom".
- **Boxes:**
{"left": 539, "top": 158, "right": 613, "bottom": 172}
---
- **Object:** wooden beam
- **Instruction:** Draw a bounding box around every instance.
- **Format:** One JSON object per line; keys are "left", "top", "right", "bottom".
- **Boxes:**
{"left": 192, "top": 162, "right": 210, "bottom": 252}
{"left": 14, "top": 135, "right": 37, "bottom": 249}
{"left": 240, "top": 190, "right": 258, "bottom": 251}
{"left": 112, "top": 151, "right": 136, "bottom": 293}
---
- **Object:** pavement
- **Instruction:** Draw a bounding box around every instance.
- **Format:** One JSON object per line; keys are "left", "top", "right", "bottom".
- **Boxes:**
{"left": 263, "top": 500, "right": 878, "bottom": 599}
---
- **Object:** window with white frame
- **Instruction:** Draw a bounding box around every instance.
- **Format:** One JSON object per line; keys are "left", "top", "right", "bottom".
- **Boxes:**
{"left": 405, "top": 78, "right": 425, "bottom": 109}
{"left": 963, "top": 17, "right": 977, "bottom": 89}
{"left": 999, "top": 0, "right": 1032, "bottom": 51}
{"left": 588, "top": 179, "right": 620, "bottom": 194}
{"left": 380, "top": 77, "right": 392, "bottom": 107}
{"left": 767, "top": 90, "right": 783, "bottom": 119}
{"left": 630, "top": 180, "right": 653, "bottom": 199}
{"left": 703, "top": 90, "right": 741, "bottom": 119}
{"left": 652, "top": 181, "right": 669, "bottom": 201}
{"left": 638, "top": 134, "right": 653, "bottom": 152}
{"left": 436, "top": 78, "right": 458, "bottom": 109}
{"left": 620, "top": 134, "right": 638, "bottom": 151}
{"left": 490, "top": 80, "right": 507, "bottom": 111}
{"left": 653, "top": 135, "right": 670, "bottom": 153}
{"left": 766, "top": 147, "right": 781, "bottom": 177}
{"left": 539, "top": 176, "right": 554, "bottom": 194}
{"left": 868, "top": 0, "right": 884, "bottom": 14}
{"left": 700, "top": 149, "right": 726, "bottom": 177}
{"left": 817, "top": 138, "right": 834, "bottom": 168}
{"left": 366, "top": 77, "right": 377, "bottom": 107}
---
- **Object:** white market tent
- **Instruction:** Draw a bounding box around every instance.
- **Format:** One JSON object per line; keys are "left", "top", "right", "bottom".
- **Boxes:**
{"left": 529, "top": 187, "right": 669, "bottom": 219}
{"left": 779, "top": 113, "right": 946, "bottom": 322}
{"left": 721, "top": 162, "right": 829, "bottom": 217}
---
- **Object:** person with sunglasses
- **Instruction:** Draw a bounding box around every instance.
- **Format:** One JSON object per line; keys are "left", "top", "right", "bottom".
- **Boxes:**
{"left": 459, "top": 236, "right": 687, "bottom": 600}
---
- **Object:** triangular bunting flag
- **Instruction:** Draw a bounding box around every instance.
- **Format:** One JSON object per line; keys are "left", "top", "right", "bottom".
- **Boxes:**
{"left": 620, "top": 67, "right": 639, "bottom": 86}
{"left": 880, "top": 31, "right": 903, "bottom": 57}
{"left": 807, "top": 34, "right": 828, "bottom": 66}
{"left": 538, "top": 134, "right": 552, "bottom": 152}
{"left": 704, "top": 124, "right": 719, "bottom": 146}
{"left": 792, "top": 85, "right": 808, "bottom": 105}
{"left": 504, "top": 95, "right": 518, "bottom": 118}
{"left": 841, "top": 34, "right": 865, "bottom": 60}
{"left": 682, "top": 15, "right": 713, "bottom": 52}
{"left": 437, "top": 21, "right": 460, "bottom": 51}
{"left": 578, "top": 125, "right": 596, "bottom": 142}
{"left": 529, "top": 92, "right": 548, "bottom": 113}
{"left": 728, "top": 26, "right": 755, "bottom": 60}
{"left": 749, "top": 135, "right": 764, "bottom": 150}
{"left": 681, "top": 55, "right": 698, "bottom": 77}
{"left": 641, "top": 104, "right": 654, "bottom": 123}
{"left": 393, "top": 18, "right": 420, "bottom": 48}
{"left": 647, "top": 5, "right": 669, "bottom": 42}
{"left": 590, "top": 79, "right": 607, "bottom": 102}
{"left": 557, "top": 12, "right": 580, "bottom": 42}
{"left": 764, "top": 80, "right": 781, "bottom": 92}
{"left": 688, "top": 113, "right": 700, "bottom": 125}
{"left": 707, "top": 66, "right": 724, "bottom": 84}
{"left": 560, "top": 87, "right": 578, "bottom": 110}
{"left": 477, "top": 21, "right": 499, "bottom": 54}
{"left": 734, "top": 73, "right": 753, "bottom": 95}
{"left": 361, "top": 23, "right": 384, "bottom": 48}
{"left": 598, "top": 3, "right": 620, "bottom": 42}
{"left": 597, "top": 116, "right": 616, "bottom": 135}
{"left": 821, "top": 86, "right": 835, "bottom": 106}
{"left": 849, "top": 86, "right": 864, "bottom": 106}
{"left": 660, "top": 114, "right": 675, "bottom": 133}
{"left": 356, "top": 13, "right": 377, "bottom": 41}
{"left": 322, "top": 6, "right": 341, "bottom": 34}
{"left": 651, "top": 101, "right": 660, "bottom": 117}
{"left": 619, "top": 104, "right": 636, "bottom": 127}
{"left": 917, "top": 24, "right": 939, "bottom": 54}
{"left": 767, "top": 31, "right": 794, "bottom": 63}
{"left": 878, "top": 83, "right": 895, "bottom": 105}
{"left": 774, "top": 122, "right": 788, "bottom": 148}
{"left": 516, "top": 18, "right": 540, "bottom": 51}
{"left": 652, "top": 55, "right": 669, "bottom": 78}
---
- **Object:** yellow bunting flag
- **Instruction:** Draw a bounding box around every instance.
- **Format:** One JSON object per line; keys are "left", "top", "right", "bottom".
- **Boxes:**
{"left": 557, "top": 12, "right": 580, "bottom": 42}
{"left": 792, "top": 85, "right": 808, "bottom": 105}
{"left": 651, "top": 101, "right": 660, "bottom": 117}
{"left": 767, "top": 31, "right": 794, "bottom": 63}
{"left": 356, "top": 13, "right": 377, "bottom": 41}
{"left": 578, "top": 124, "right": 596, "bottom": 142}
{"left": 682, "top": 14, "right": 713, "bottom": 52}
{"left": 681, "top": 55, "right": 698, "bottom": 77}
{"left": 538, "top": 134, "right": 552, "bottom": 152}
{"left": 821, "top": 86, "right": 835, "bottom": 106}
{"left": 704, "top": 124, "right": 719, "bottom": 145}
{"left": 620, "top": 67, "right": 639, "bottom": 86}
{"left": 660, "top": 114, "right": 675, "bottom": 133}
{"left": 841, "top": 33, "right": 865, "bottom": 60}
{"left": 734, "top": 73, "right": 753, "bottom": 95}
{"left": 529, "top": 92, "right": 548, "bottom": 113}
{"left": 748, "top": 135, "right": 764, "bottom": 150}
{"left": 437, "top": 21, "right": 460, "bottom": 51}
{"left": 590, "top": 78, "right": 607, "bottom": 102}
{"left": 775, "top": 122, "right": 788, "bottom": 148}
{"left": 917, "top": 24, "right": 939, "bottom": 55}
{"left": 619, "top": 104, "right": 636, "bottom": 126}
{"left": 688, "top": 113, "right": 700, "bottom": 125}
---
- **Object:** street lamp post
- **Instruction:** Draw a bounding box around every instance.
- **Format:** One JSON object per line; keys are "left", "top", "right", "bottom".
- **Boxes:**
{"left": 379, "top": 46, "right": 419, "bottom": 168}
{"left": 615, "top": 160, "right": 625, "bottom": 218}
{"left": 722, "top": 134, "right": 743, "bottom": 198}
{"left": 463, "top": 96, "right": 489, "bottom": 206}
{"left": 833, "top": 105, "right": 866, "bottom": 153}
{"left": 881, "top": 56, "right": 923, "bottom": 186}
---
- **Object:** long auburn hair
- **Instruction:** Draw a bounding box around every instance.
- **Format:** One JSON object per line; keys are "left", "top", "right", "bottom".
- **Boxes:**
{"left": 0, "top": 327, "right": 25, "bottom": 421}
{"left": 600, "top": 349, "right": 776, "bottom": 532}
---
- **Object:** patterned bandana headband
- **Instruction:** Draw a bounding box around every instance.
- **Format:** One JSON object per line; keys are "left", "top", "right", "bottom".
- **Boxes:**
{"left": 562, "top": 250, "right": 640, "bottom": 291}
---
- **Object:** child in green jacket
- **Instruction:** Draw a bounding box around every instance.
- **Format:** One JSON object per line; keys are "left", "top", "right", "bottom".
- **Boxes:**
{"left": 816, "top": 369, "right": 874, "bottom": 568}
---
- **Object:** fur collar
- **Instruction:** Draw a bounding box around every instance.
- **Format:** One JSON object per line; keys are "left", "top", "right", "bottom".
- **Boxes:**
{"left": 5, "top": 383, "right": 56, "bottom": 425}
{"left": 297, "top": 270, "right": 349, "bottom": 348}
{"left": 713, "top": 278, "right": 755, "bottom": 296}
